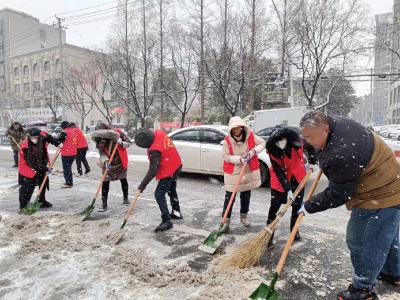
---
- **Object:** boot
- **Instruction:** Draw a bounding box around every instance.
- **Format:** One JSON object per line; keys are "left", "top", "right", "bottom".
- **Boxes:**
{"left": 240, "top": 213, "right": 251, "bottom": 227}
{"left": 99, "top": 198, "right": 108, "bottom": 212}
{"left": 378, "top": 272, "right": 400, "bottom": 285}
{"left": 123, "top": 197, "right": 130, "bottom": 205}
{"left": 40, "top": 200, "right": 53, "bottom": 208}
{"left": 98, "top": 207, "right": 107, "bottom": 212}
{"left": 337, "top": 284, "right": 378, "bottom": 300}
{"left": 170, "top": 210, "right": 183, "bottom": 220}
{"left": 220, "top": 218, "right": 230, "bottom": 233}
{"left": 155, "top": 219, "right": 173, "bottom": 232}
{"left": 84, "top": 169, "right": 91, "bottom": 175}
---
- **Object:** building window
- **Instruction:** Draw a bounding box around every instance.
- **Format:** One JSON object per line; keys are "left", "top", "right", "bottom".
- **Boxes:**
{"left": 14, "top": 84, "right": 20, "bottom": 94}
{"left": 14, "top": 67, "right": 19, "bottom": 78}
{"left": 55, "top": 59, "right": 61, "bottom": 72}
{"left": 23, "top": 82, "right": 30, "bottom": 93}
{"left": 23, "top": 65, "right": 29, "bottom": 77}
{"left": 33, "top": 81, "right": 40, "bottom": 92}
{"left": 44, "top": 61, "right": 50, "bottom": 73}
{"left": 44, "top": 79, "right": 51, "bottom": 90}
{"left": 33, "top": 63, "right": 39, "bottom": 74}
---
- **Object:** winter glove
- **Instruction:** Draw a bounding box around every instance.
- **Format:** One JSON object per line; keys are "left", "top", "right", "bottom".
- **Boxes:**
{"left": 244, "top": 149, "right": 256, "bottom": 161}
{"left": 57, "top": 143, "right": 63, "bottom": 149}
{"left": 104, "top": 161, "right": 112, "bottom": 170}
{"left": 47, "top": 167, "right": 54, "bottom": 175}
{"left": 239, "top": 156, "right": 249, "bottom": 164}
{"left": 117, "top": 138, "right": 123, "bottom": 145}
{"left": 309, "top": 164, "right": 317, "bottom": 172}
{"left": 137, "top": 185, "right": 146, "bottom": 193}
{"left": 297, "top": 203, "right": 307, "bottom": 215}
{"left": 287, "top": 190, "right": 295, "bottom": 203}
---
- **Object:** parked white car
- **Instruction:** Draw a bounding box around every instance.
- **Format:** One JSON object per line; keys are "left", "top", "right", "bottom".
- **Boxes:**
{"left": 168, "top": 125, "right": 272, "bottom": 186}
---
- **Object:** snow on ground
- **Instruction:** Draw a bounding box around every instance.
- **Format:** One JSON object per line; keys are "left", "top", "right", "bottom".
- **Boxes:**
{"left": 0, "top": 149, "right": 398, "bottom": 299}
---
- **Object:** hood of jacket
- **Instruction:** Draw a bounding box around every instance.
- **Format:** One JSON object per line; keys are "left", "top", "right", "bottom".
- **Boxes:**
{"left": 227, "top": 116, "right": 250, "bottom": 142}
{"left": 266, "top": 127, "right": 302, "bottom": 158}
{"left": 91, "top": 129, "right": 120, "bottom": 143}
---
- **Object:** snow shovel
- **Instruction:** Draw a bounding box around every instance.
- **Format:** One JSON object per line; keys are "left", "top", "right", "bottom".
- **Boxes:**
{"left": 80, "top": 142, "right": 119, "bottom": 221}
{"left": 24, "top": 148, "right": 61, "bottom": 214}
{"left": 199, "top": 163, "right": 248, "bottom": 254}
{"left": 249, "top": 170, "right": 322, "bottom": 300}
{"left": 114, "top": 191, "right": 141, "bottom": 245}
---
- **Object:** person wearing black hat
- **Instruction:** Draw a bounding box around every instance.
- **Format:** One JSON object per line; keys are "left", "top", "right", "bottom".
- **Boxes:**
{"left": 6, "top": 121, "right": 26, "bottom": 167}
{"left": 18, "top": 127, "right": 65, "bottom": 212}
{"left": 135, "top": 128, "right": 183, "bottom": 232}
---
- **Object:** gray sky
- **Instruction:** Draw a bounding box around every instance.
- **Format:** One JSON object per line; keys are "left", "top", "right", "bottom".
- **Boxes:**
{"left": 0, "top": 0, "right": 395, "bottom": 96}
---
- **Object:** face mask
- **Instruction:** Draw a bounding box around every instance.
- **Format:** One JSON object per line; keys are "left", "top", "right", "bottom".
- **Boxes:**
{"left": 30, "top": 137, "right": 39, "bottom": 144}
{"left": 276, "top": 138, "right": 287, "bottom": 150}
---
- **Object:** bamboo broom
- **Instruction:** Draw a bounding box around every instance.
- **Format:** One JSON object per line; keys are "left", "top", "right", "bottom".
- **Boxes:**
{"left": 222, "top": 169, "right": 322, "bottom": 269}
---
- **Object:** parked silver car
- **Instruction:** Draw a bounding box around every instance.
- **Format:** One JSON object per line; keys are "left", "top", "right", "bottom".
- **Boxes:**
{"left": 169, "top": 125, "right": 272, "bottom": 186}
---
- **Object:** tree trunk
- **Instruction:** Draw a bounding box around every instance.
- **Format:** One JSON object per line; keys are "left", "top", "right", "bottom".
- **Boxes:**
{"left": 200, "top": 0, "right": 205, "bottom": 120}
{"left": 81, "top": 117, "right": 85, "bottom": 130}
{"left": 180, "top": 112, "right": 186, "bottom": 128}
{"left": 159, "top": 0, "right": 165, "bottom": 121}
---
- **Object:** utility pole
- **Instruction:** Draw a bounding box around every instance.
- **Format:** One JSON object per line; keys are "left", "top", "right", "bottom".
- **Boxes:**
{"left": 159, "top": 0, "right": 164, "bottom": 121}
{"left": 54, "top": 15, "right": 65, "bottom": 121}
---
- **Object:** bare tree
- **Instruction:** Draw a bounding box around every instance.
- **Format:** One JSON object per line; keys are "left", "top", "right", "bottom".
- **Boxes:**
{"left": 205, "top": 15, "right": 251, "bottom": 116}
{"left": 60, "top": 69, "right": 95, "bottom": 129}
{"left": 289, "top": 0, "right": 367, "bottom": 107}
{"left": 163, "top": 25, "right": 201, "bottom": 127}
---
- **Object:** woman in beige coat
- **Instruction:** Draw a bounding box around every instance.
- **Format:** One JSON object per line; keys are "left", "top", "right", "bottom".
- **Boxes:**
{"left": 220, "top": 116, "right": 266, "bottom": 233}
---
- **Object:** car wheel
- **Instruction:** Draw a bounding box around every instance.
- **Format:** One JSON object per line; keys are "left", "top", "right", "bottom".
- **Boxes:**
{"left": 259, "top": 162, "right": 270, "bottom": 187}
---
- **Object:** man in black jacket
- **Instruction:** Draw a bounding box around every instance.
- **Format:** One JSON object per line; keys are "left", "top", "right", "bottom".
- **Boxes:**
{"left": 299, "top": 111, "right": 400, "bottom": 300}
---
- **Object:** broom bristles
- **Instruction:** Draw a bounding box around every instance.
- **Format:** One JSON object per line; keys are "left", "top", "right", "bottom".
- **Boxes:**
{"left": 221, "top": 227, "right": 273, "bottom": 269}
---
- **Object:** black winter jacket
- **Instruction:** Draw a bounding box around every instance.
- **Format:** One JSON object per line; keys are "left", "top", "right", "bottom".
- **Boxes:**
{"left": 305, "top": 116, "right": 374, "bottom": 214}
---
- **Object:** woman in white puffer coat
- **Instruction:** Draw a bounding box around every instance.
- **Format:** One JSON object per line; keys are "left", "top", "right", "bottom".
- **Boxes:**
{"left": 220, "top": 116, "right": 266, "bottom": 233}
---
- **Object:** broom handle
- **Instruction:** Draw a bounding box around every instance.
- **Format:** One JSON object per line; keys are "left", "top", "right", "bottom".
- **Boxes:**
{"left": 221, "top": 163, "right": 247, "bottom": 225}
{"left": 267, "top": 168, "right": 312, "bottom": 229}
{"left": 92, "top": 142, "right": 119, "bottom": 201}
{"left": 36, "top": 148, "right": 61, "bottom": 197}
{"left": 122, "top": 191, "right": 141, "bottom": 223}
{"left": 275, "top": 170, "right": 322, "bottom": 275}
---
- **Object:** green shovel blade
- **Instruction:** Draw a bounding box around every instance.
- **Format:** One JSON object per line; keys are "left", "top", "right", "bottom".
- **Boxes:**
{"left": 202, "top": 230, "right": 221, "bottom": 247}
{"left": 249, "top": 282, "right": 279, "bottom": 300}
{"left": 24, "top": 201, "right": 42, "bottom": 215}
{"left": 120, "top": 219, "right": 127, "bottom": 230}
{"left": 80, "top": 205, "right": 94, "bottom": 221}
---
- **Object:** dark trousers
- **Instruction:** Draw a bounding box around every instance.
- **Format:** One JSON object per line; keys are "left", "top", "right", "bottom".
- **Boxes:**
{"left": 18, "top": 174, "right": 47, "bottom": 209}
{"left": 222, "top": 190, "right": 251, "bottom": 219}
{"left": 13, "top": 150, "right": 18, "bottom": 166}
{"left": 62, "top": 155, "right": 76, "bottom": 186}
{"left": 101, "top": 178, "right": 129, "bottom": 208}
{"left": 76, "top": 147, "right": 90, "bottom": 175}
{"left": 267, "top": 177, "right": 304, "bottom": 230}
{"left": 154, "top": 169, "right": 181, "bottom": 222}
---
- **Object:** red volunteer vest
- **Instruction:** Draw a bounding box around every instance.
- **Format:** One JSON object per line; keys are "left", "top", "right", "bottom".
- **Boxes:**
{"left": 223, "top": 131, "right": 260, "bottom": 174}
{"left": 114, "top": 128, "right": 128, "bottom": 170}
{"left": 148, "top": 129, "right": 182, "bottom": 180}
{"left": 74, "top": 127, "right": 88, "bottom": 149}
{"left": 61, "top": 127, "right": 78, "bottom": 156}
{"left": 18, "top": 131, "right": 49, "bottom": 178}
{"left": 269, "top": 146, "right": 306, "bottom": 193}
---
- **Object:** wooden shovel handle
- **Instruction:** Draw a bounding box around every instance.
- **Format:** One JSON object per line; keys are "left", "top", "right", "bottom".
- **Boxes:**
{"left": 268, "top": 168, "right": 312, "bottom": 229}
{"left": 37, "top": 148, "right": 61, "bottom": 195}
{"left": 93, "top": 142, "right": 120, "bottom": 200}
{"left": 221, "top": 163, "right": 247, "bottom": 224}
{"left": 123, "top": 191, "right": 141, "bottom": 223}
{"left": 275, "top": 170, "right": 323, "bottom": 275}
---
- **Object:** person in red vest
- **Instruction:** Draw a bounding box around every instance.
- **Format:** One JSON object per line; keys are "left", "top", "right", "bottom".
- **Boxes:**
{"left": 18, "top": 127, "right": 64, "bottom": 212}
{"left": 60, "top": 121, "right": 78, "bottom": 188}
{"left": 266, "top": 126, "right": 317, "bottom": 245}
{"left": 220, "top": 116, "right": 266, "bottom": 233}
{"left": 93, "top": 123, "right": 131, "bottom": 211}
{"left": 69, "top": 122, "right": 91, "bottom": 176}
{"left": 135, "top": 128, "right": 183, "bottom": 232}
